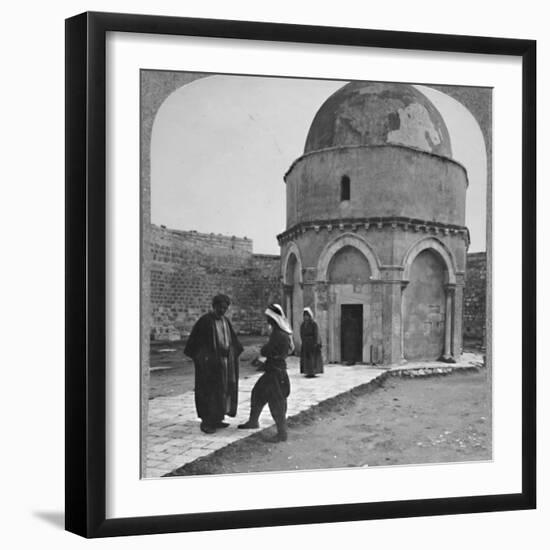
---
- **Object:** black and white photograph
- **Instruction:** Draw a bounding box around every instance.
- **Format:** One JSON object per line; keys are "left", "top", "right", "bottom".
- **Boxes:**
{"left": 1, "top": 0, "right": 545, "bottom": 544}
{"left": 142, "top": 72, "right": 492, "bottom": 479}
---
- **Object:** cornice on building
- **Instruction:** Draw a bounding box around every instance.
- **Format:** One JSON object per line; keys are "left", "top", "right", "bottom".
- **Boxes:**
{"left": 277, "top": 216, "right": 471, "bottom": 247}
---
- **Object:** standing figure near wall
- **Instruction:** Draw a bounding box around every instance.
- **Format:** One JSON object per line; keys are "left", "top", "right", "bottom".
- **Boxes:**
{"left": 300, "top": 307, "right": 324, "bottom": 377}
{"left": 238, "top": 304, "right": 293, "bottom": 442}
{"left": 184, "top": 294, "right": 243, "bottom": 434}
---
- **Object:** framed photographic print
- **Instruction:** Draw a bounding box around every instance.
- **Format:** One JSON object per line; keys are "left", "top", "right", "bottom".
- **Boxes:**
{"left": 65, "top": 11, "right": 536, "bottom": 538}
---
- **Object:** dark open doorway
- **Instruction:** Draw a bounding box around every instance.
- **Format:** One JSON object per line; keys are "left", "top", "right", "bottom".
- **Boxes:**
{"left": 341, "top": 304, "right": 363, "bottom": 363}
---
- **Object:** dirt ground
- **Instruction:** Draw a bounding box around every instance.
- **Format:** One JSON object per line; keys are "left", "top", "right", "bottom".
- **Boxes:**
{"left": 166, "top": 370, "right": 491, "bottom": 476}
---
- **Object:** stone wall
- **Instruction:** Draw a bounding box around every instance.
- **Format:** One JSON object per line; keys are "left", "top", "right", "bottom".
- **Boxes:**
{"left": 463, "top": 252, "right": 487, "bottom": 347}
{"left": 150, "top": 225, "right": 281, "bottom": 340}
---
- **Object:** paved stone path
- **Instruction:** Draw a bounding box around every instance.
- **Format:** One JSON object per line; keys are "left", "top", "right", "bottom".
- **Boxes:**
{"left": 145, "top": 353, "right": 483, "bottom": 478}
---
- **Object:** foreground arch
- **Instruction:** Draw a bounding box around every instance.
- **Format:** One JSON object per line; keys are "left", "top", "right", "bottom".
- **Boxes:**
{"left": 280, "top": 242, "right": 304, "bottom": 346}
{"left": 402, "top": 237, "right": 461, "bottom": 361}
{"left": 402, "top": 237, "right": 457, "bottom": 284}
{"left": 317, "top": 233, "right": 381, "bottom": 282}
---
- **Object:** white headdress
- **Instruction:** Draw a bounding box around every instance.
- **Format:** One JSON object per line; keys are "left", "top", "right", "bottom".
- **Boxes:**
{"left": 303, "top": 307, "right": 314, "bottom": 320}
{"left": 265, "top": 304, "right": 293, "bottom": 334}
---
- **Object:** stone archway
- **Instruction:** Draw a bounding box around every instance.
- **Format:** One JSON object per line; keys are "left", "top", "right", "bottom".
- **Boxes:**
{"left": 140, "top": 71, "right": 216, "bottom": 477}
{"left": 317, "top": 233, "right": 381, "bottom": 282}
{"left": 402, "top": 249, "right": 447, "bottom": 360}
{"left": 402, "top": 237, "right": 457, "bottom": 285}
{"left": 281, "top": 243, "right": 304, "bottom": 348}
{"left": 316, "top": 234, "right": 381, "bottom": 363}
{"left": 328, "top": 245, "right": 373, "bottom": 363}
{"left": 402, "top": 238, "right": 459, "bottom": 362}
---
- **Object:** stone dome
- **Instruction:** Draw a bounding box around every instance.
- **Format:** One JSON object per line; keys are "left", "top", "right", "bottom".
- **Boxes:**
{"left": 304, "top": 81, "right": 452, "bottom": 158}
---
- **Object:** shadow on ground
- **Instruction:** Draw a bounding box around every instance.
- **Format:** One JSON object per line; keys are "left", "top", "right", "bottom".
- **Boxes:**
{"left": 32, "top": 511, "right": 65, "bottom": 530}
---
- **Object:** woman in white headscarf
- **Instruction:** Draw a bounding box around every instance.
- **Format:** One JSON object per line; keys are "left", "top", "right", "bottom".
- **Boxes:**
{"left": 270, "top": 303, "right": 294, "bottom": 353}
{"left": 254, "top": 304, "right": 294, "bottom": 371}
{"left": 238, "top": 304, "right": 293, "bottom": 442}
{"left": 300, "top": 307, "right": 324, "bottom": 378}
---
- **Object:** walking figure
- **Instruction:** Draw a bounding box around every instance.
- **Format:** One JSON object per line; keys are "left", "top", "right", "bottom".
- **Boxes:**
{"left": 238, "top": 304, "right": 293, "bottom": 442}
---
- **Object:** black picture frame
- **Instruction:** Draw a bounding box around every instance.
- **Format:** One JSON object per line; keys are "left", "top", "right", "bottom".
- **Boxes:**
{"left": 65, "top": 11, "right": 536, "bottom": 538}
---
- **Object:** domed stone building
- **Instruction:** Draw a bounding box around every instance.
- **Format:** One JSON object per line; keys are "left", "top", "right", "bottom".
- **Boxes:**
{"left": 278, "top": 81, "right": 469, "bottom": 364}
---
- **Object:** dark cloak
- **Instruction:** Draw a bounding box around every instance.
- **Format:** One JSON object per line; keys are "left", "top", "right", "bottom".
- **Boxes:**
{"left": 299, "top": 319, "right": 324, "bottom": 375}
{"left": 249, "top": 326, "right": 292, "bottom": 420}
{"left": 184, "top": 312, "right": 243, "bottom": 422}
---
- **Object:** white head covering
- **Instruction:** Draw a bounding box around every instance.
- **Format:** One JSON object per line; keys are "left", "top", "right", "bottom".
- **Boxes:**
{"left": 265, "top": 304, "right": 293, "bottom": 334}
{"left": 265, "top": 304, "right": 295, "bottom": 354}
{"left": 303, "top": 307, "right": 315, "bottom": 320}
{"left": 271, "top": 303, "right": 285, "bottom": 318}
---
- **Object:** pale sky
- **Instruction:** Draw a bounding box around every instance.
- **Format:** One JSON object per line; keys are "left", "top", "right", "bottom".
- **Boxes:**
{"left": 151, "top": 75, "right": 487, "bottom": 254}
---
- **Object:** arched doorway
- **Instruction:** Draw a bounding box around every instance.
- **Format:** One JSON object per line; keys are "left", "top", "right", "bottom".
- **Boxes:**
{"left": 403, "top": 249, "right": 448, "bottom": 360}
{"left": 327, "top": 245, "right": 373, "bottom": 363}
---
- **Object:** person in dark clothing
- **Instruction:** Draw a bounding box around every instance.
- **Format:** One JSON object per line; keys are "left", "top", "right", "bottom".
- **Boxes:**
{"left": 238, "top": 304, "right": 293, "bottom": 442}
{"left": 184, "top": 294, "right": 243, "bottom": 434}
{"left": 254, "top": 303, "right": 294, "bottom": 372}
{"left": 300, "top": 307, "right": 324, "bottom": 378}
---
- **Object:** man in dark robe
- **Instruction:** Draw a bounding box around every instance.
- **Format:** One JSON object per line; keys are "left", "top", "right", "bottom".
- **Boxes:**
{"left": 184, "top": 294, "right": 243, "bottom": 434}
{"left": 238, "top": 304, "right": 293, "bottom": 442}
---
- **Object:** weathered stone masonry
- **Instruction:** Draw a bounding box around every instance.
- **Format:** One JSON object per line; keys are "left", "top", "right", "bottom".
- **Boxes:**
{"left": 150, "top": 224, "right": 281, "bottom": 340}
{"left": 463, "top": 251, "right": 487, "bottom": 347}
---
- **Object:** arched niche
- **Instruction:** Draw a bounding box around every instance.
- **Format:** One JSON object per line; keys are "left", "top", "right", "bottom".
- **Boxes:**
{"left": 281, "top": 242, "right": 303, "bottom": 285}
{"left": 327, "top": 245, "right": 373, "bottom": 284}
{"left": 402, "top": 237, "right": 457, "bottom": 285}
{"left": 317, "top": 234, "right": 381, "bottom": 364}
{"left": 402, "top": 249, "right": 447, "bottom": 361}
{"left": 401, "top": 237, "right": 461, "bottom": 362}
{"left": 281, "top": 242, "right": 304, "bottom": 345}
{"left": 317, "top": 233, "right": 381, "bottom": 282}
